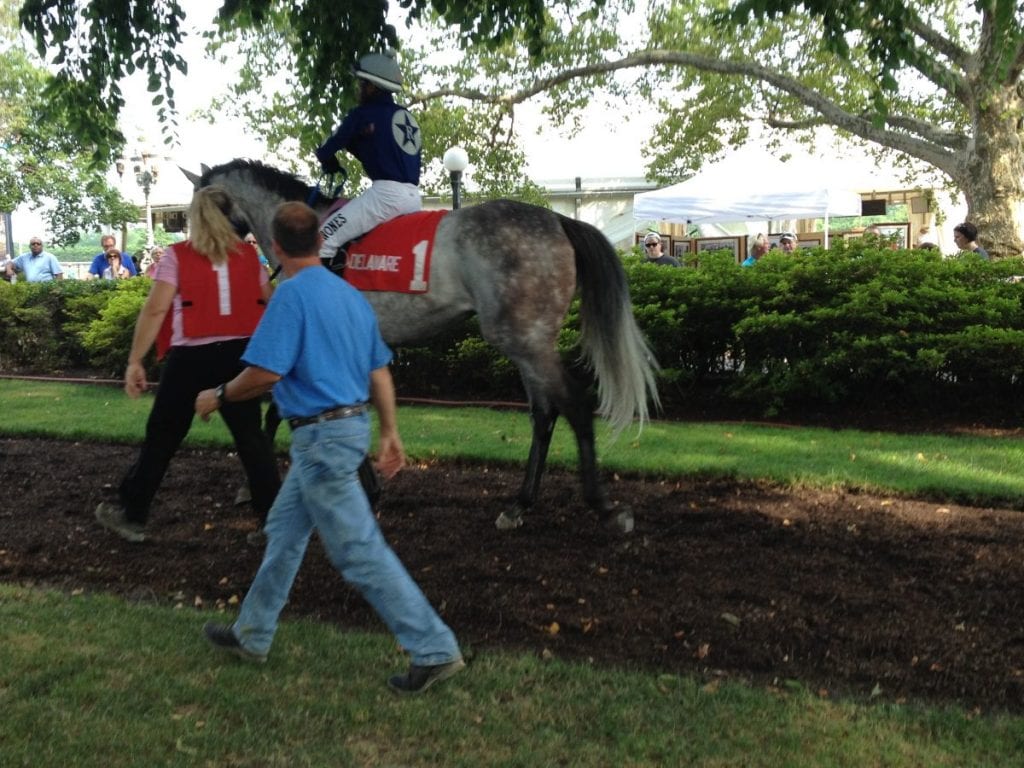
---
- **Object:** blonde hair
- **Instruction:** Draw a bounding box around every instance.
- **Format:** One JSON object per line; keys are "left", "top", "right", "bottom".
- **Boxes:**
{"left": 188, "top": 186, "right": 241, "bottom": 264}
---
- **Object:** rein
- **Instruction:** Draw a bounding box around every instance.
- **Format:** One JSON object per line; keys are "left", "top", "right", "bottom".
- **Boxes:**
{"left": 307, "top": 170, "right": 346, "bottom": 207}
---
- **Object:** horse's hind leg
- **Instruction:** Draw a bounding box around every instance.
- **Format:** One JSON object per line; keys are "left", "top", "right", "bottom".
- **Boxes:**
{"left": 495, "top": 403, "right": 558, "bottom": 530}
{"left": 558, "top": 370, "right": 634, "bottom": 534}
{"left": 496, "top": 359, "right": 632, "bottom": 535}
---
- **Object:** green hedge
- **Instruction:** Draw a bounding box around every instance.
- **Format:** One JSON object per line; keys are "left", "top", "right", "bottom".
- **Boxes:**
{"left": 3, "top": 242, "right": 1023, "bottom": 422}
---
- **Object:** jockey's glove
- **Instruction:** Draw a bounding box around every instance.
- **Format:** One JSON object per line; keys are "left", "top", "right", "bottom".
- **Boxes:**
{"left": 321, "top": 154, "right": 343, "bottom": 175}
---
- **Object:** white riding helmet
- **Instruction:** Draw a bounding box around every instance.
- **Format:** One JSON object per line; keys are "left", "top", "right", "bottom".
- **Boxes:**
{"left": 354, "top": 51, "right": 403, "bottom": 93}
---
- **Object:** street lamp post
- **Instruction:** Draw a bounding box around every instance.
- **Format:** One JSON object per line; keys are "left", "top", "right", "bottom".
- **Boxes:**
{"left": 116, "top": 150, "right": 160, "bottom": 253}
{"left": 442, "top": 146, "right": 469, "bottom": 210}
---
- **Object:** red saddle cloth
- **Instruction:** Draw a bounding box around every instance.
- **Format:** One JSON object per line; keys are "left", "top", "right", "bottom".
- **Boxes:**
{"left": 343, "top": 210, "right": 448, "bottom": 293}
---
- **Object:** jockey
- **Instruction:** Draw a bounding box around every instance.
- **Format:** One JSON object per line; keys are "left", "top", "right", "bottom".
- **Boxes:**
{"left": 315, "top": 50, "right": 423, "bottom": 266}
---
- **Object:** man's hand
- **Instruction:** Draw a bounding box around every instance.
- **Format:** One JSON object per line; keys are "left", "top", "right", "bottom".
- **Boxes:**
{"left": 374, "top": 431, "right": 406, "bottom": 480}
{"left": 195, "top": 388, "right": 220, "bottom": 422}
{"left": 124, "top": 361, "right": 148, "bottom": 398}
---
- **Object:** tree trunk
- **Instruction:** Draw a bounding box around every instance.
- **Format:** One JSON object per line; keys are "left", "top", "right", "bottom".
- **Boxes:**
{"left": 957, "top": 84, "right": 1024, "bottom": 259}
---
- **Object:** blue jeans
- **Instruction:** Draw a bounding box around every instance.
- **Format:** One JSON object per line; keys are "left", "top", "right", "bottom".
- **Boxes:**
{"left": 232, "top": 413, "right": 460, "bottom": 665}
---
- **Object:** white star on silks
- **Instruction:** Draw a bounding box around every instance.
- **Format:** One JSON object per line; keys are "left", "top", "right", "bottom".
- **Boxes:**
{"left": 397, "top": 113, "right": 419, "bottom": 149}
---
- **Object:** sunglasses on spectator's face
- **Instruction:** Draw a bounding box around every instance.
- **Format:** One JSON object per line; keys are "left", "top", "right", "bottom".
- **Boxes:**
{"left": 30, "top": 241, "right": 42, "bottom": 246}
{"left": 645, "top": 242, "right": 658, "bottom": 247}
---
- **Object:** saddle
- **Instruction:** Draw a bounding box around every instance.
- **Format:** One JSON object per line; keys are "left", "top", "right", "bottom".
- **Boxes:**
{"left": 315, "top": 204, "right": 448, "bottom": 295}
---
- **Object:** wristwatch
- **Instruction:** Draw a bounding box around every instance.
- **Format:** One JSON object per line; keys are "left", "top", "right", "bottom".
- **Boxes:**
{"left": 215, "top": 383, "right": 228, "bottom": 406}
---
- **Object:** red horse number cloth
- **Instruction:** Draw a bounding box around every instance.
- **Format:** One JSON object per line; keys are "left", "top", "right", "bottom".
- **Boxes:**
{"left": 342, "top": 210, "right": 448, "bottom": 293}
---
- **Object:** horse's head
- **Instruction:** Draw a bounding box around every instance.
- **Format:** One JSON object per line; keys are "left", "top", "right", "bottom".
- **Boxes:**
{"left": 180, "top": 159, "right": 345, "bottom": 267}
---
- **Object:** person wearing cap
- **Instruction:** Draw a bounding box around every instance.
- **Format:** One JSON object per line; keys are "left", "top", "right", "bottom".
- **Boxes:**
{"left": 778, "top": 232, "right": 798, "bottom": 253}
{"left": 314, "top": 50, "right": 422, "bottom": 267}
{"left": 642, "top": 232, "right": 681, "bottom": 267}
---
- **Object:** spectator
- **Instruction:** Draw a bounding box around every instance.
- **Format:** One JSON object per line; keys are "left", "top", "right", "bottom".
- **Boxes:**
{"left": 5, "top": 237, "right": 64, "bottom": 282}
{"left": 94, "top": 186, "right": 281, "bottom": 544}
{"left": 779, "top": 232, "right": 798, "bottom": 253}
{"left": 742, "top": 233, "right": 769, "bottom": 267}
{"left": 102, "top": 249, "right": 131, "bottom": 279}
{"left": 87, "top": 234, "right": 138, "bottom": 279}
{"left": 916, "top": 225, "right": 938, "bottom": 249}
{"left": 953, "top": 222, "right": 989, "bottom": 259}
{"left": 642, "top": 232, "right": 681, "bottom": 267}
{"left": 145, "top": 245, "right": 165, "bottom": 278}
{"left": 244, "top": 234, "right": 271, "bottom": 273}
{"left": 0, "top": 252, "right": 14, "bottom": 283}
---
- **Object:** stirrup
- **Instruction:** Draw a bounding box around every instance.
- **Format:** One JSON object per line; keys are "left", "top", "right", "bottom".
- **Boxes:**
{"left": 325, "top": 248, "right": 347, "bottom": 277}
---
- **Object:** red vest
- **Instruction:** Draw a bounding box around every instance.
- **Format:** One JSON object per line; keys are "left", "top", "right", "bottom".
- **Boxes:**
{"left": 155, "top": 241, "right": 266, "bottom": 359}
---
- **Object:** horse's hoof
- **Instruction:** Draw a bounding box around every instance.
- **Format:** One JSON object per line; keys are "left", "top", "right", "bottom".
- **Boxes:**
{"left": 234, "top": 485, "right": 252, "bottom": 506}
{"left": 495, "top": 510, "right": 524, "bottom": 530}
{"left": 604, "top": 508, "right": 634, "bottom": 535}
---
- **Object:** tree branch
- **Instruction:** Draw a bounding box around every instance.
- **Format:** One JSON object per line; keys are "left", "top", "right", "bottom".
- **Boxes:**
{"left": 413, "top": 50, "right": 962, "bottom": 175}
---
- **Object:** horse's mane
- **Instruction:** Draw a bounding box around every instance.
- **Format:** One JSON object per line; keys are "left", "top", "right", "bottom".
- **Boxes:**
{"left": 202, "top": 159, "right": 312, "bottom": 202}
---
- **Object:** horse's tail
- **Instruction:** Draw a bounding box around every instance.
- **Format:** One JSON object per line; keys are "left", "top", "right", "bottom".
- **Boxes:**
{"left": 558, "top": 215, "right": 660, "bottom": 434}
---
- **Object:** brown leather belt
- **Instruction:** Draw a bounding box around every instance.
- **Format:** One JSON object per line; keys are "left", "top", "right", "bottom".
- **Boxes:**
{"left": 287, "top": 403, "right": 368, "bottom": 430}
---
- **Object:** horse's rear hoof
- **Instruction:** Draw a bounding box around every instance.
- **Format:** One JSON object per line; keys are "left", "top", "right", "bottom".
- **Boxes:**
{"left": 604, "top": 508, "right": 634, "bottom": 535}
{"left": 495, "top": 510, "right": 524, "bottom": 530}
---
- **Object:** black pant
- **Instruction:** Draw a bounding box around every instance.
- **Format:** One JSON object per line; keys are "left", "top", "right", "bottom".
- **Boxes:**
{"left": 119, "top": 339, "right": 281, "bottom": 524}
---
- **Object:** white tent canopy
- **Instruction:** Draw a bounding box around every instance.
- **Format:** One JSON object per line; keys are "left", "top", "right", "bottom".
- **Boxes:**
{"left": 633, "top": 148, "right": 865, "bottom": 246}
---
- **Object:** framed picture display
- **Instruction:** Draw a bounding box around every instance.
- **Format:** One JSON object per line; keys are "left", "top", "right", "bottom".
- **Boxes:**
{"left": 797, "top": 234, "right": 824, "bottom": 249}
{"left": 671, "top": 239, "right": 692, "bottom": 260}
{"left": 694, "top": 236, "right": 742, "bottom": 263}
{"left": 874, "top": 223, "right": 910, "bottom": 248}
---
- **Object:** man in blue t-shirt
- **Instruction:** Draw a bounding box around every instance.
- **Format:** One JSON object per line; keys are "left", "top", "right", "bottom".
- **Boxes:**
{"left": 195, "top": 201, "right": 463, "bottom": 695}
{"left": 6, "top": 237, "right": 63, "bottom": 282}
{"left": 87, "top": 233, "right": 137, "bottom": 278}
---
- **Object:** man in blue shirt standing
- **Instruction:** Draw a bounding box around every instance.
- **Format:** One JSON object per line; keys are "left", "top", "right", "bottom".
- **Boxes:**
{"left": 5, "top": 237, "right": 63, "bottom": 282}
{"left": 87, "top": 233, "right": 138, "bottom": 278}
{"left": 195, "top": 201, "right": 463, "bottom": 695}
{"left": 314, "top": 50, "right": 422, "bottom": 265}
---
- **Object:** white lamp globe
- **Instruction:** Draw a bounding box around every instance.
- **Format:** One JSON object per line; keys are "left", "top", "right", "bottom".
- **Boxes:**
{"left": 442, "top": 146, "right": 469, "bottom": 173}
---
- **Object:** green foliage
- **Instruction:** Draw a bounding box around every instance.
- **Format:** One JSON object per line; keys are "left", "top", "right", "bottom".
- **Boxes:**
{"left": 0, "top": 280, "right": 148, "bottom": 376}
{"left": 74, "top": 281, "right": 149, "bottom": 377}
{"left": 17, "top": 0, "right": 580, "bottom": 170}
{"left": 0, "top": 40, "right": 140, "bottom": 243}
{"left": 6, "top": 245, "right": 1024, "bottom": 424}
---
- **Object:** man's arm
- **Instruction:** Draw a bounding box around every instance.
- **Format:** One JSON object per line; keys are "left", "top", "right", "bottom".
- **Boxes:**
{"left": 369, "top": 365, "right": 406, "bottom": 479}
{"left": 195, "top": 365, "right": 281, "bottom": 421}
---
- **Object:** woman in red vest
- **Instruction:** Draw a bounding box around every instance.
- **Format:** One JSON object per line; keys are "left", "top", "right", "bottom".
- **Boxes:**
{"left": 95, "top": 186, "right": 281, "bottom": 543}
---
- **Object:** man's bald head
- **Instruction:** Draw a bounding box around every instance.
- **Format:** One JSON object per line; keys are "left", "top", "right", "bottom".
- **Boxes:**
{"left": 272, "top": 201, "right": 321, "bottom": 258}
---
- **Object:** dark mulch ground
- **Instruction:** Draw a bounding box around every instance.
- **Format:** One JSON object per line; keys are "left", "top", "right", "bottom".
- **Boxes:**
{"left": 3, "top": 436, "right": 1024, "bottom": 712}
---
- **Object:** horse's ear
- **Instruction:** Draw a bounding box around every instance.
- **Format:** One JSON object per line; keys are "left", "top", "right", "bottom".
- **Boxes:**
{"left": 180, "top": 166, "right": 202, "bottom": 188}
{"left": 200, "top": 163, "right": 212, "bottom": 175}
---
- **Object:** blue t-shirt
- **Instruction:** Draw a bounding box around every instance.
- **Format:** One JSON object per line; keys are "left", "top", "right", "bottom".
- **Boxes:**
{"left": 13, "top": 251, "right": 63, "bottom": 282}
{"left": 89, "top": 251, "right": 138, "bottom": 277}
{"left": 315, "top": 92, "right": 421, "bottom": 184}
{"left": 242, "top": 265, "right": 392, "bottom": 418}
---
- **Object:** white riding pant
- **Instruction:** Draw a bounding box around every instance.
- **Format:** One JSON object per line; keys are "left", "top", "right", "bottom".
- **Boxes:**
{"left": 319, "top": 180, "right": 421, "bottom": 261}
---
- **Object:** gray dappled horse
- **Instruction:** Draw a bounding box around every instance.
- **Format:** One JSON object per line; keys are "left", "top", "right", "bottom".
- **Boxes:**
{"left": 183, "top": 159, "right": 659, "bottom": 533}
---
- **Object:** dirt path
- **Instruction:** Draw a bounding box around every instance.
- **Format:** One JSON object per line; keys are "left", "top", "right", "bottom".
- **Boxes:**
{"left": 3, "top": 436, "right": 1023, "bottom": 711}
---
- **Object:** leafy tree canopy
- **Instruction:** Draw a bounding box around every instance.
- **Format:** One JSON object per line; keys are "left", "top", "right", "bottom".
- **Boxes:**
{"left": 2, "top": 2, "right": 138, "bottom": 244}
{"left": 17, "top": 0, "right": 584, "bottom": 168}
